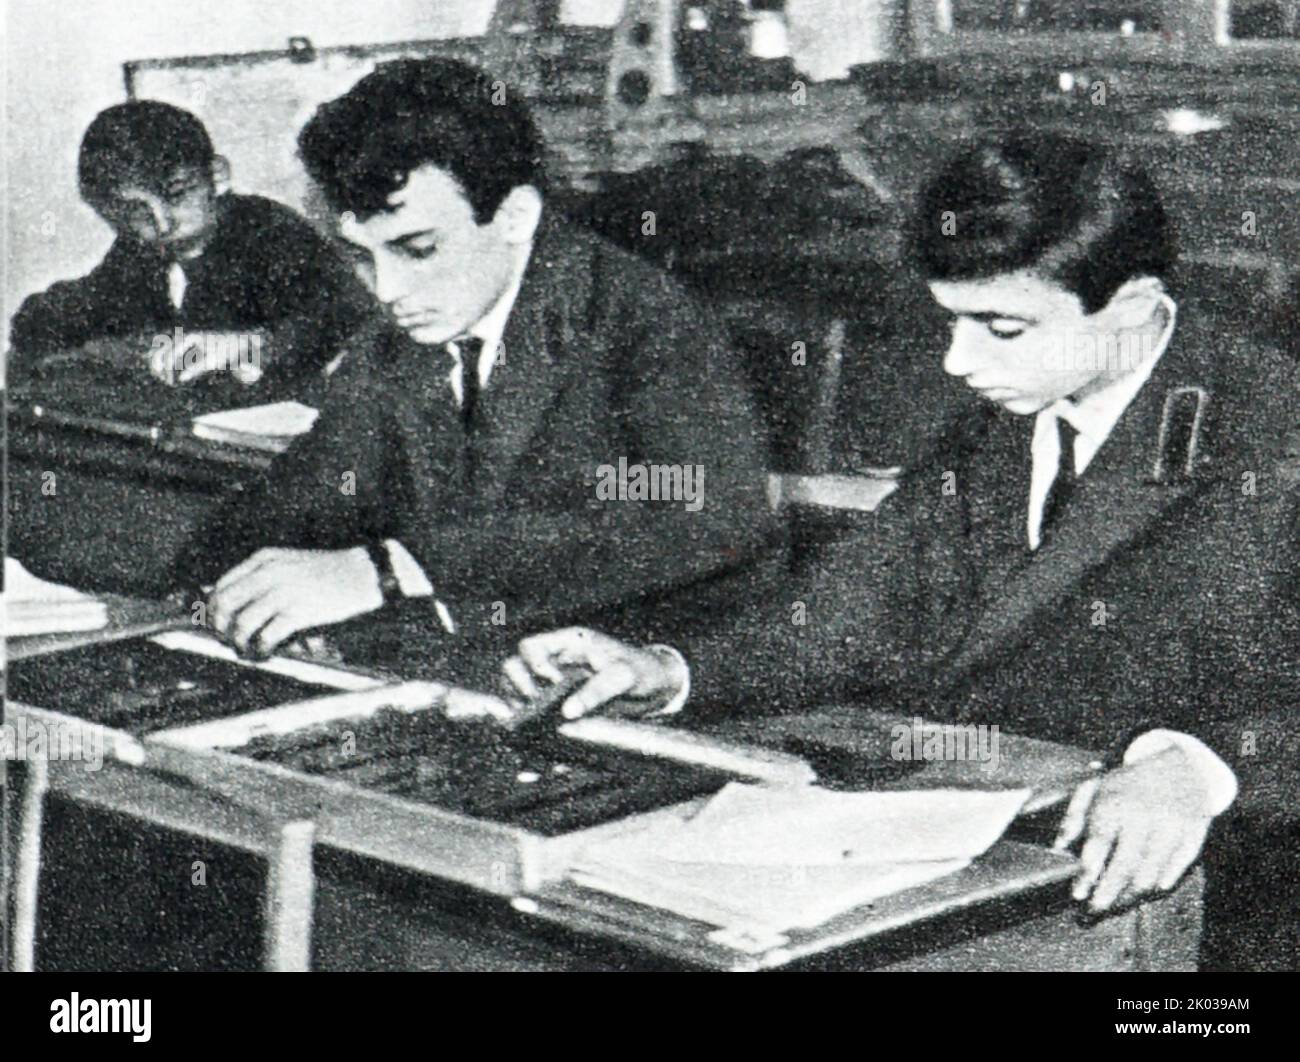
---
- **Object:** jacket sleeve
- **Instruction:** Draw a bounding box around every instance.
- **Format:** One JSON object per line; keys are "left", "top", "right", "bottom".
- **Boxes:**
{"left": 172, "top": 357, "right": 396, "bottom": 589}
{"left": 1184, "top": 466, "right": 1300, "bottom": 832}
{"left": 667, "top": 474, "right": 946, "bottom": 718}
{"left": 8, "top": 243, "right": 133, "bottom": 362}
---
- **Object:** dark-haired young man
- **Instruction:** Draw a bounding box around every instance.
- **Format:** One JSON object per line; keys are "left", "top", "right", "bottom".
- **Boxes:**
{"left": 188, "top": 58, "right": 774, "bottom": 673}
{"left": 10, "top": 100, "right": 374, "bottom": 390}
{"left": 504, "top": 132, "right": 1300, "bottom": 969}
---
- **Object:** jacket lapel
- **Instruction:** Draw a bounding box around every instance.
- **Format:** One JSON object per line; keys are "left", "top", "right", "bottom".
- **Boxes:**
{"left": 465, "top": 217, "right": 589, "bottom": 504}
{"left": 947, "top": 324, "right": 1219, "bottom": 676}
{"left": 365, "top": 321, "right": 466, "bottom": 488}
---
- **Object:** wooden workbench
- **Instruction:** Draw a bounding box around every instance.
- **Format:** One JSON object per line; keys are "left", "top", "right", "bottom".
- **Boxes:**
{"left": 6, "top": 620, "right": 1202, "bottom": 972}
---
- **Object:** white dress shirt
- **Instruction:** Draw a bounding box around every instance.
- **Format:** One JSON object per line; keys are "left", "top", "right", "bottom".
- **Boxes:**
{"left": 1027, "top": 301, "right": 1175, "bottom": 550}
{"left": 167, "top": 261, "right": 188, "bottom": 311}
{"left": 442, "top": 260, "right": 526, "bottom": 407}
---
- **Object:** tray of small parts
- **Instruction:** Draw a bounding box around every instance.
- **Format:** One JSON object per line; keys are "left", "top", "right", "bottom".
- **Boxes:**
{"left": 7, "top": 629, "right": 815, "bottom": 895}
{"left": 144, "top": 676, "right": 817, "bottom": 893}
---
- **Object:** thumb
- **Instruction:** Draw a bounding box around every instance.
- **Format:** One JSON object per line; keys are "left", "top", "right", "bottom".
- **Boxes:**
{"left": 1054, "top": 775, "right": 1102, "bottom": 850}
{"left": 560, "top": 660, "right": 638, "bottom": 720}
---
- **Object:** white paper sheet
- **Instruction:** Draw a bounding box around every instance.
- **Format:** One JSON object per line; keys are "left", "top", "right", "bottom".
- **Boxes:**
{"left": 571, "top": 783, "right": 1032, "bottom": 935}
{"left": 3, "top": 559, "right": 108, "bottom": 636}
{"left": 191, "top": 400, "right": 319, "bottom": 451}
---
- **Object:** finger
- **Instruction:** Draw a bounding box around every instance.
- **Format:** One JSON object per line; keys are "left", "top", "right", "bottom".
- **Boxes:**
{"left": 251, "top": 612, "right": 306, "bottom": 659}
{"left": 1073, "top": 824, "right": 1118, "bottom": 902}
{"left": 1090, "top": 826, "right": 1151, "bottom": 913}
{"left": 1127, "top": 826, "right": 1169, "bottom": 900}
{"left": 206, "top": 580, "right": 254, "bottom": 637}
{"left": 560, "top": 660, "right": 639, "bottom": 720}
{"left": 177, "top": 360, "right": 214, "bottom": 383}
{"left": 444, "top": 688, "right": 515, "bottom": 722}
{"left": 502, "top": 655, "right": 542, "bottom": 701}
{"left": 149, "top": 348, "right": 171, "bottom": 381}
{"left": 225, "top": 590, "right": 280, "bottom": 656}
{"left": 150, "top": 339, "right": 177, "bottom": 377}
{"left": 1054, "top": 776, "right": 1102, "bottom": 850}
{"left": 207, "top": 566, "right": 276, "bottom": 635}
{"left": 178, "top": 335, "right": 227, "bottom": 382}
{"left": 1157, "top": 822, "right": 1210, "bottom": 892}
{"left": 516, "top": 634, "right": 570, "bottom": 685}
{"left": 169, "top": 335, "right": 205, "bottom": 381}
{"left": 231, "top": 361, "right": 263, "bottom": 385}
{"left": 214, "top": 549, "right": 279, "bottom": 594}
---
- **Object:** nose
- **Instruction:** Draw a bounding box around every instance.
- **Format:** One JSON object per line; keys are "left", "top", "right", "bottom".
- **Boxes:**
{"left": 942, "top": 319, "right": 980, "bottom": 379}
{"left": 123, "top": 194, "right": 172, "bottom": 242}
{"left": 371, "top": 253, "right": 405, "bottom": 307}
{"left": 148, "top": 200, "right": 174, "bottom": 238}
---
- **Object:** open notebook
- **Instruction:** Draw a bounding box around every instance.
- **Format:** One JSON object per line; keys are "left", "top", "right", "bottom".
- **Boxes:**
{"left": 570, "top": 783, "right": 1032, "bottom": 937}
{"left": 3, "top": 559, "right": 109, "bottom": 638}
{"left": 191, "top": 401, "right": 319, "bottom": 453}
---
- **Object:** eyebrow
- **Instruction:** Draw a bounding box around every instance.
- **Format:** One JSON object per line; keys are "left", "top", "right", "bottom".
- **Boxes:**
{"left": 950, "top": 310, "right": 1038, "bottom": 325}
{"left": 387, "top": 229, "right": 438, "bottom": 249}
{"left": 336, "top": 229, "right": 437, "bottom": 254}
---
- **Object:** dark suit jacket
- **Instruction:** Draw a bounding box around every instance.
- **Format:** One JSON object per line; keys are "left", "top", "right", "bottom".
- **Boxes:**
{"left": 9, "top": 193, "right": 374, "bottom": 391}
{"left": 180, "top": 214, "right": 778, "bottom": 673}
{"left": 672, "top": 303, "right": 1299, "bottom": 968}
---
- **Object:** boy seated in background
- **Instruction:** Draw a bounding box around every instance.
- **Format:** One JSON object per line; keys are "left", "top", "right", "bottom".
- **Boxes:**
{"left": 9, "top": 100, "right": 374, "bottom": 393}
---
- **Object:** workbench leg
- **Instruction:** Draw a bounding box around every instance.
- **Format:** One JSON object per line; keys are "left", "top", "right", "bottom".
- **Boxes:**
{"left": 11, "top": 756, "right": 51, "bottom": 972}
{"left": 263, "top": 820, "right": 317, "bottom": 972}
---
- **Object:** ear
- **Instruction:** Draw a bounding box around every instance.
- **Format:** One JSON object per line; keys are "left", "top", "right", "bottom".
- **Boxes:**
{"left": 491, "top": 185, "right": 543, "bottom": 246}
{"left": 1099, "top": 275, "right": 1169, "bottom": 329}
{"left": 210, "top": 156, "right": 232, "bottom": 195}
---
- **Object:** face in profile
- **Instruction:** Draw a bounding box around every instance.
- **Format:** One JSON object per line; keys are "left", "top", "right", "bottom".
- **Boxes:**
{"left": 928, "top": 270, "right": 1150, "bottom": 415}
{"left": 96, "top": 163, "right": 223, "bottom": 261}
{"left": 337, "top": 165, "right": 536, "bottom": 346}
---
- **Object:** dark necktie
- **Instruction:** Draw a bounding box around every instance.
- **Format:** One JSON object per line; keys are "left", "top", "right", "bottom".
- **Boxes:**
{"left": 447, "top": 336, "right": 485, "bottom": 433}
{"left": 1040, "top": 415, "right": 1079, "bottom": 543}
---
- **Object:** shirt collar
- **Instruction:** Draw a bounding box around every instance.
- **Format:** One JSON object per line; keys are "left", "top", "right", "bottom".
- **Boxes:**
{"left": 1047, "top": 295, "right": 1178, "bottom": 446}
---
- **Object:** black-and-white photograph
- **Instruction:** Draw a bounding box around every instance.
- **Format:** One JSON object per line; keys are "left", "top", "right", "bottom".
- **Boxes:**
{"left": 2, "top": 0, "right": 1295, "bottom": 1011}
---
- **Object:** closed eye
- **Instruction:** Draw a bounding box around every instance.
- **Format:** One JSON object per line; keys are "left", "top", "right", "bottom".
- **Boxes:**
{"left": 389, "top": 232, "right": 440, "bottom": 260}
{"left": 399, "top": 243, "right": 438, "bottom": 261}
{"left": 986, "top": 321, "right": 1026, "bottom": 340}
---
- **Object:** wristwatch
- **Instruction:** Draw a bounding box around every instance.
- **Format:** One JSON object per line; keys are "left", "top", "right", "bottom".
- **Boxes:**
{"left": 363, "top": 540, "right": 403, "bottom": 605}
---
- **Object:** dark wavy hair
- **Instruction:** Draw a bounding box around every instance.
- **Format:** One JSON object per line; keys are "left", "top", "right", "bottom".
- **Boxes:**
{"left": 910, "top": 131, "right": 1176, "bottom": 314}
{"left": 78, "top": 101, "right": 215, "bottom": 206}
{"left": 298, "top": 57, "right": 547, "bottom": 224}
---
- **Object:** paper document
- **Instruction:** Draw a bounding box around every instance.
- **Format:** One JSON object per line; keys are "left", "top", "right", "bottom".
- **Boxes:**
{"left": 3, "top": 559, "right": 109, "bottom": 637}
{"left": 571, "top": 783, "right": 1032, "bottom": 935}
{"left": 192, "top": 401, "right": 319, "bottom": 453}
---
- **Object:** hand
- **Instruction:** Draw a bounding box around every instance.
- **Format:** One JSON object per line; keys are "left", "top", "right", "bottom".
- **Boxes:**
{"left": 149, "top": 329, "right": 267, "bottom": 385}
{"left": 206, "top": 546, "right": 383, "bottom": 657}
{"left": 1054, "top": 745, "right": 1216, "bottom": 914}
{"left": 500, "top": 627, "right": 687, "bottom": 720}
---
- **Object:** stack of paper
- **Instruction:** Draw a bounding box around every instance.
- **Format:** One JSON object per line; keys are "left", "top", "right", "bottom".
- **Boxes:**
{"left": 570, "top": 783, "right": 1032, "bottom": 936}
{"left": 191, "top": 401, "right": 319, "bottom": 453}
{"left": 3, "top": 559, "right": 109, "bottom": 638}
